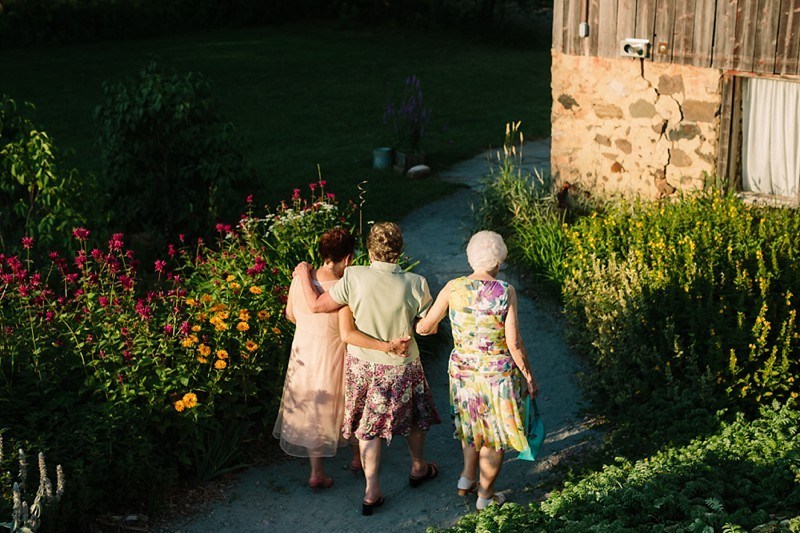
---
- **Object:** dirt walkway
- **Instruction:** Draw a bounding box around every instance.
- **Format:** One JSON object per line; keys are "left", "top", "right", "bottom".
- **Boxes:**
{"left": 160, "top": 141, "right": 596, "bottom": 533}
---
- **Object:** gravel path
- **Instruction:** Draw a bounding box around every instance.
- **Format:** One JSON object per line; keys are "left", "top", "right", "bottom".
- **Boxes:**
{"left": 160, "top": 140, "right": 596, "bottom": 533}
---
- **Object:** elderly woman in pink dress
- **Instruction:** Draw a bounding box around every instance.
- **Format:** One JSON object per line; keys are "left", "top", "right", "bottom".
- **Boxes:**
{"left": 273, "top": 228, "right": 363, "bottom": 490}
{"left": 416, "top": 230, "right": 538, "bottom": 510}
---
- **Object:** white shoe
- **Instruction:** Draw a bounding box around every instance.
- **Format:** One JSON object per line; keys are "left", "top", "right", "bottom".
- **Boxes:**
{"left": 457, "top": 476, "right": 477, "bottom": 496}
{"left": 476, "top": 492, "right": 507, "bottom": 510}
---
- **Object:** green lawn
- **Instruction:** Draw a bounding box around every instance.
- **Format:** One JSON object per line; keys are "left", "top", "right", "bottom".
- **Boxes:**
{"left": 0, "top": 22, "right": 552, "bottom": 222}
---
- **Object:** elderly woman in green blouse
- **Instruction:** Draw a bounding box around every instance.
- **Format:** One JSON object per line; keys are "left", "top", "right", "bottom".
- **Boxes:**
{"left": 294, "top": 222, "right": 441, "bottom": 516}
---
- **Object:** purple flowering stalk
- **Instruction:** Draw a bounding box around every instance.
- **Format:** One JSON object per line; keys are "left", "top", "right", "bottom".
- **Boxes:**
{"left": 383, "top": 75, "right": 431, "bottom": 152}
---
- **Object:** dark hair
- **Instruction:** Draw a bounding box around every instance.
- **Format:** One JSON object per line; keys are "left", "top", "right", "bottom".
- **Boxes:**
{"left": 318, "top": 227, "right": 355, "bottom": 263}
{"left": 366, "top": 222, "right": 403, "bottom": 263}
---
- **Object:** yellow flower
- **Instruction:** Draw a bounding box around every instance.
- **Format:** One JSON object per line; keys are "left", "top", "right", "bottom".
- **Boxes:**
{"left": 272, "top": 327, "right": 281, "bottom": 335}
{"left": 215, "top": 322, "right": 229, "bottom": 331}
{"left": 182, "top": 392, "right": 198, "bottom": 408}
{"left": 174, "top": 400, "right": 186, "bottom": 412}
{"left": 216, "top": 349, "right": 229, "bottom": 359}
{"left": 182, "top": 335, "right": 197, "bottom": 348}
{"left": 229, "top": 281, "right": 241, "bottom": 290}
{"left": 792, "top": 392, "right": 798, "bottom": 399}
{"left": 239, "top": 309, "right": 250, "bottom": 321}
{"left": 226, "top": 275, "right": 236, "bottom": 282}
{"left": 214, "top": 359, "right": 227, "bottom": 370}
{"left": 197, "top": 356, "right": 208, "bottom": 364}
{"left": 197, "top": 344, "right": 211, "bottom": 357}
{"left": 191, "top": 325, "right": 201, "bottom": 332}
{"left": 237, "top": 322, "right": 250, "bottom": 332}
{"left": 249, "top": 286, "right": 263, "bottom": 295}
{"left": 258, "top": 310, "right": 270, "bottom": 320}
{"left": 245, "top": 340, "right": 258, "bottom": 352}
{"left": 185, "top": 298, "right": 197, "bottom": 307}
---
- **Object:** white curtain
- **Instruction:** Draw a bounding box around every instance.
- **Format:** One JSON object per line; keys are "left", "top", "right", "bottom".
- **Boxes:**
{"left": 741, "top": 77, "right": 800, "bottom": 197}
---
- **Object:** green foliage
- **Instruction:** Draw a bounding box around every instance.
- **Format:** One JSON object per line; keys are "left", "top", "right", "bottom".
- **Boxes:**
{"left": 563, "top": 192, "right": 800, "bottom": 415}
{"left": 437, "top": 403, "right": 800, "bottom": 532}
{"left": 94, "top": 62, "right": 255, "bottom": 245}
{"left": 471, "top": 124, "right": 580, "bottom": 295}
{"left": 0, "top": 184, "right": 355, "bottom": 528}
{"left": 0, "top": 95, "right": 83, "bottom": 253}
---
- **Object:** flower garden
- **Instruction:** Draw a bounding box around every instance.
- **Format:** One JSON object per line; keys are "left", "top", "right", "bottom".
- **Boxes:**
{"left": 0, "top": 182, "right": 356, "bottom": 528}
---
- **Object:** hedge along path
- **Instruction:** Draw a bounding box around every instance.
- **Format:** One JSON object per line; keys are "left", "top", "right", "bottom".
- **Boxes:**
{"left": 161, "top": 139, "right": 597, "bottom": 533}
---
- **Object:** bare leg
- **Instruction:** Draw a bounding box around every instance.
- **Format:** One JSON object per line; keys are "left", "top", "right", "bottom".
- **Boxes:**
{"left": 477, "top": 446, "right": 504, "bottom": 499}
{"left": 461, "top": 442, "right": 479, "bottom": 481}
{"left": 360, "top": 438, "right": 383, "bottom": 503}
{"left": 309, "top": 456, "right": 326, "bottom": 480}
{"left": 349, "top": 436, "right": 362, "bottom": 470}
{"left": 406, "top": 424, "right": 428, "bottom": 477}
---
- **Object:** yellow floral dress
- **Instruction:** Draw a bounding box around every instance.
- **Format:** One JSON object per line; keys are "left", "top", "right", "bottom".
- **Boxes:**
{"left": 448, "top": 277, "right": 528, "bottom": 451}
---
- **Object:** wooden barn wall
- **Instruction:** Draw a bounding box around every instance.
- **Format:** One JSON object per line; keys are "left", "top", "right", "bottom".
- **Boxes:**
{"left": 552, "top": 0, "right": 800, "bottom": 76}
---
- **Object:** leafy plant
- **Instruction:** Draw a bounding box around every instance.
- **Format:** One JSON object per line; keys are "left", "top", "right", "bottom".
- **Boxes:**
{"left": 0, "top": 95, "right": 84, "bottom": 253}
{"left": 383, "top": 75, "right": 431, "bottom": 152}
{"left": 94, "top": 62, "right": 255, "bottom": 247}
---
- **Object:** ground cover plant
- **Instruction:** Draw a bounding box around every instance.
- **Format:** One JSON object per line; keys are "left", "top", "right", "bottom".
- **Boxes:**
{"left": 460, "top": 153, "right": 800, "bottom": 531}
{"left": 0, "top": 183, "right": 357, "bottom": 529}
{"left": 0, "top": 22, "right": 551, "bottom": 226}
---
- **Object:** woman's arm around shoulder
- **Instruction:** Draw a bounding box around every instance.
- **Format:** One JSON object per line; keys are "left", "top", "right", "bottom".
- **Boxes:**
{"left": 292, "top": 261, "right": 343, "bottom": 313}
{"left": 415, "top": 280, "right": 452, "bottom": 336}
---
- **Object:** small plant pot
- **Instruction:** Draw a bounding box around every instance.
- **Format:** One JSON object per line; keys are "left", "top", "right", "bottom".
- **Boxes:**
{"left": 393, "top": 151, "right": 425, "bottom": 174}
{"left": 373, "top": 147, "right": 394, "bottom": 169}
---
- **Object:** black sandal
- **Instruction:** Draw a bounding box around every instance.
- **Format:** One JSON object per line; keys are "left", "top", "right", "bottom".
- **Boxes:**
{"left": 362, "top": 496, "right": 385, "bottom": 516}
{"left": 409, "top": 462, "right": 439, "bottom": 488}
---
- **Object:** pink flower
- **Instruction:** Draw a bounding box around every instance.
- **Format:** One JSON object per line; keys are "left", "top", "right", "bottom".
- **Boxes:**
{"left": 309, "top": 183, "right": 317, "bottom": 191}
{"left": 75, "top": 251, "right": 88, "bottom": 268}
{"left": 292, "top": 188, "right": 301, "bottom": 200}
{"left": 135, "top": 299, "right": 152, "bottom": 320}
{"left": 108, "top": 233, "right": 124, "bottom": 251}
{"left": 119, "top": 275, "right": 134, "bottom": 290}
{"left": 167, "top": 244, "right": 177, "bottom": 258}
{"left": 163, "top": 324, "right": 174, "bottom": 335}
{"left": 180, "top": 321, "right": 190, "bottom": 335}
{"left": 318, "top": 180, "right": 327, "bottom": 187}
{"left": 178, "top": 233, "right": 185, "bottom": 243}
{"left": 91, "top": 248, "right": 103, "bottom": 260}
{"left": 99, "top": 296, "right": 109, "bottom": 307}
{"left": 65, "top": 273, "right": 79, "bottom": 284}
{"left": 45, "top": 310, "right": 54, "bottom": 322}
{"left": 117, "top": 374, "right": 124, "bottom": 383}
{"left": 246, "top": 194, "right": 254, "bottom": 204}
{"left": 18, "top": 285, "right": 30, "bottom": 297}
{"left": 21, "top": 236, "right": 34, "bottom": 249}
{"left": 154, "top": 260, "right": 167, "bottom": 273}
{"left": 326, "top": 193, "right": 335, "bottom": 200}
{"left": 72, "top": 227, "right": 90, "bottom": 241}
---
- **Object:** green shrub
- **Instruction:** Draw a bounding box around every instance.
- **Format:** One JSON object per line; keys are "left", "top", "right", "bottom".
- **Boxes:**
{"left": 563, "top": 192, "right": 800, "bottom": 415}
{"left": 94, "top": 62, "right": 255, "bottom": 247}
{"left": 438, "top": 402, "right": 800, "bottom": 532}
{"left": 0, "top": 95, "right": 84, "bottom": 253}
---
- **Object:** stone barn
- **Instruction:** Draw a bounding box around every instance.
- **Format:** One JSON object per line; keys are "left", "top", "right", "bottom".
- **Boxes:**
{"left": 550, "top": 0, "right": 800, "bottom": 200}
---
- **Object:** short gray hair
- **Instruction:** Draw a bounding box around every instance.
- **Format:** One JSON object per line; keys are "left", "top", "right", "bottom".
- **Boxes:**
{"left": 466, "top": 231, "right": 507, "bottom": 273}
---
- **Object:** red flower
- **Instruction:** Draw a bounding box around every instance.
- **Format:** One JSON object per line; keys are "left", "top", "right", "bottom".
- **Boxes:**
{"left": 108, "top": 233, "right": 125, "bottom": 251}
{"left": 72, "top": 227, "right": 90, "bottom": 241}
{"left": 154, "top": 260, "right": 167, "bottom": 273}
{"left": 292, "top": 188, "right": 301, "bottom": 200}
{"left": 21, "top": 236, "right": 34, "bottom": 249}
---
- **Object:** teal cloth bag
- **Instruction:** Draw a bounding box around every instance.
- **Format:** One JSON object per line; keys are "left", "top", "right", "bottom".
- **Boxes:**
{"left": 517, "top": 397, "right": 545, "bottom": 461}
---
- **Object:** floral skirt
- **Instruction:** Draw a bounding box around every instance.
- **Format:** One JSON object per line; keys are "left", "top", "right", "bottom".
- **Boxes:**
{"left": 342, "top": 353, "right": 441, "bottom": 443}
{"left": 449, "top": 350, "right": 528, "bottom": 452}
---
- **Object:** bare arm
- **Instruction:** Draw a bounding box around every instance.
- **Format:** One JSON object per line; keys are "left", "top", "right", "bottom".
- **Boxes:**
{"left": 415, "top": 281, "right": 452, "bottom": 335}
{"left": 505, "top": 285, "right": 538, "bottom": 397}
{"left": 338, "top": 306, "right": 411, "bottom": 356}
{"left": 293, "top": 261, "right": 343, "bottom": 313}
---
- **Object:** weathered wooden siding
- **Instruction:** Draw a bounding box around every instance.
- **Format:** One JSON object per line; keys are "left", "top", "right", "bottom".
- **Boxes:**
{"left": 553, "top": 0, "right": 800, "bottom": 75}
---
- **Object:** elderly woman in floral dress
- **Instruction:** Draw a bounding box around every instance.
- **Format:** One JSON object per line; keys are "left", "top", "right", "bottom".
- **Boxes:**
{"left": 416, "top": 230, "right": 538, "bottom": 510}
{"left": 294, "top": 221, "right": 441, "bottom": 516}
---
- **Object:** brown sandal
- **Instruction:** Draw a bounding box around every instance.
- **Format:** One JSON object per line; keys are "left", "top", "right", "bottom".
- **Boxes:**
{"left": 409, "top": 462, "right": 439, "bottom": 488}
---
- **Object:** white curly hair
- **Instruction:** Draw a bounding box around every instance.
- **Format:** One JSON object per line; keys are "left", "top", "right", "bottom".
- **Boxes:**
{"left": 466, "top": 230, "right": 508, "bottom": 273}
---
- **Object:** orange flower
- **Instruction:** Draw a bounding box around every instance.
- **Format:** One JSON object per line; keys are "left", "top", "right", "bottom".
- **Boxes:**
{"left": 214, "top": 359, "right": 227, "bottom": 370}
{"left": 249, "top": 286, "right": 263, "bottom": 295}
{"left": 197, "top": 356, "right": 208, "bottom": 364}
{"left": 200, "top": 294, "right": 213, "bottom": 303}
{"left": 174, "top": 400, "right": 186, "bottom": 412}
{"left": 245, "top": 340, "right": 258, "bottom": 352}
{"left": 257, "top": 310, "right": 270, "bottom": 320}
{"left": 215, "top": 322, "right": 229, "bottom": 331}
{"left": 185, "top": 298, "right": 197, "bottom": 307}
{"left": 229, "top": 281, "right": 241, "bottom": 290}
{"left": 271, "top": 327, "right": 281, "bottom": 335}
{"left": 197, "top": 344, "right": 211, "bottom": 357}
{"left": 237, "top": 322, "right": 250, "bottom": 332}
{"left": 182, "top": 392, "right": 198, "bottom": 408}
{"left": 239, "top": 309, "right": 250, "bottom": 321}
{"left": 216, "top": 349, "right": 229, "bottom": 359}
{"left": 191, "top": 325, "right": 201, "bottom": 332}
{"left": 226, "top": 275, "right": 236, "bottom": 282}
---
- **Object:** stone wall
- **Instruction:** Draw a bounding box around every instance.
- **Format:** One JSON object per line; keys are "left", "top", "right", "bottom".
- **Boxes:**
{"left": 551, "top": 51, "right": 723, "bottom": 199}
